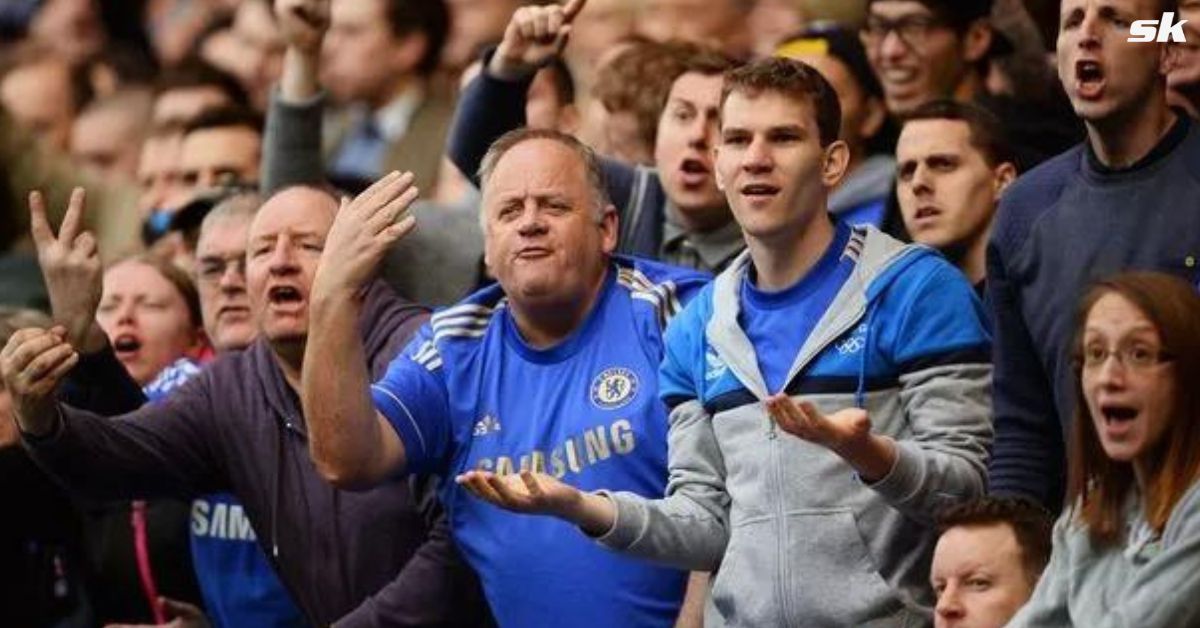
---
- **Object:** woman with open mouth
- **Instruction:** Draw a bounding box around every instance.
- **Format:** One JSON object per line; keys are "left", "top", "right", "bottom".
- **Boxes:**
{"left": 1008, "top": 271, "right": 1200, "bottom": 627}
{"left": 86, "top": 253, "right": 208, "bottom": 625}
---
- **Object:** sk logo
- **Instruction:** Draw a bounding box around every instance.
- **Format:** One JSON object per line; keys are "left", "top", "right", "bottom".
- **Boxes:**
{"left": 591, "top": 367, "right": 639, "bottom": 410}
{"left": 1128, "top": 12, "right": 1189, "bottom": 42}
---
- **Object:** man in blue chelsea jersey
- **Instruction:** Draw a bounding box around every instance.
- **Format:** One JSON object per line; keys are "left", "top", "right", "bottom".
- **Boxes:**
{"left": 301, "top": 128, "right": 708, "bottom": 627}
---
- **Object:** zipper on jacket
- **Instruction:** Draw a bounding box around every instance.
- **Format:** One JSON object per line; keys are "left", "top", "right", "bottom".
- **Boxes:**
{"left": 770, "top": 422, "right": 793, "bottom": 627}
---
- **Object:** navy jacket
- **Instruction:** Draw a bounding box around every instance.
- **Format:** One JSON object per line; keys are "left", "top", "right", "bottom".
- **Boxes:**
{"left": 986, "top": 112, "right": 1200, "bottom": 510}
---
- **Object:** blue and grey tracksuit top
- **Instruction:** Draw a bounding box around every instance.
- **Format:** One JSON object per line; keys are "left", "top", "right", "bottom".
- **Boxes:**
{"left": 596, "top": 226, "right": 994, "bottom": 627}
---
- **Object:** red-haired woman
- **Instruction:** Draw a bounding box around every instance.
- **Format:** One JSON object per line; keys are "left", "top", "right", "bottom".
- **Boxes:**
{"left": 1008, "top": 272, "right": 1200, "bottom": 626}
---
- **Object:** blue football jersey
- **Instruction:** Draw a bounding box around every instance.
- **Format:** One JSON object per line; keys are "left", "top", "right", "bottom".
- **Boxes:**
{"left": 372, "top": 257, "right": 708, "bottom": 628}
{"left": 144, "top": 359, "right": 304, "bottom": 628}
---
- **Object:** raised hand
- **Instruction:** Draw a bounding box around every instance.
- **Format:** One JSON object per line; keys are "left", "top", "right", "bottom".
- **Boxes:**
{"left": 29, "top": 189, "right": 106, "bottom": 354}
{"left": 312, "top": 171, "right": 419, "bottom": 297}
{"left": 765, "top": 394, "right": 872, "bottom": 452}
{"left": 276, "top": 0, "right": 330, "bottom": 56}
{"left": 0, "top": 327, "right": 78, "bottom": 437}
{"left": 490, "top": 0, "right": 587, "bottom": 78}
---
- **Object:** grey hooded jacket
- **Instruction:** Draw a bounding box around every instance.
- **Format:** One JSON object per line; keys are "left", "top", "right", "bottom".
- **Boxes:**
{"left": 596, "top": 226, "right": 994, "bottom": 627}
{"left": 1007, "top": 482, "right": 1200, "bottom": 627}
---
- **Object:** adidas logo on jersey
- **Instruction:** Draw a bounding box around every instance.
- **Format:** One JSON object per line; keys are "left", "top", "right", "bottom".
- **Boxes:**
{"left": 704, "top": 347, "right": 728, "bottom": 382}
{"left": 473, "top": 414, "right": 502, "bottom": 437}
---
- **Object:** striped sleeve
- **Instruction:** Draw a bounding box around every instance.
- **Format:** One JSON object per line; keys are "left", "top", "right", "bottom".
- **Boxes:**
{"left": 658, "top": 292, "right": 708, "bottom": 410}
{"left": 370, "top": 323, "right": 452, "bottom": 476}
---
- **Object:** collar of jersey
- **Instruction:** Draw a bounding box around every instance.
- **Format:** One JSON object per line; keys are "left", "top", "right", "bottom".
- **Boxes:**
{"left": 501, "top": 263, "right": 617, "bottom": 364}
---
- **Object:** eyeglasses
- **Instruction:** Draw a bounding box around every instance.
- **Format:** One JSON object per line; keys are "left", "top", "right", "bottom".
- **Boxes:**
{"left": 1078, "top": 343, "right": 1174, "bottom": 372}
{"left": 860, "top": 15, "right": 947, "bottom": 50}
{"left": 196, "top": 254, "right": 247, "bottom": 284}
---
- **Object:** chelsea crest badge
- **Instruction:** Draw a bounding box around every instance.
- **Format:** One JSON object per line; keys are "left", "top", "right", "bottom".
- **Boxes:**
{"left": 591, "top": 367, "right": 639, "bottom": 410}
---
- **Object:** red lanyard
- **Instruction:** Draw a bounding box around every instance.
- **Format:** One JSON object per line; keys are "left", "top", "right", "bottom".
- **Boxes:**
{"left": 131, "top": 500, "right": 167, "bottom": 624}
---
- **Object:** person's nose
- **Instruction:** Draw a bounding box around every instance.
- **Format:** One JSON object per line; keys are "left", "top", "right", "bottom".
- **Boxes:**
{"left": 515, "top": 201, "right": 549, "bottom": 238}
{"left": 219, "top": 257, "right": 247, "bottom": 292}
{"left": 936, "top": 582, "right": 966, "bottom": 621}
{"left": 267, "top": 237, "right": 299, "bottom": 276}
{"left": 742, "top": 136, "right": 774, "bottom": 174}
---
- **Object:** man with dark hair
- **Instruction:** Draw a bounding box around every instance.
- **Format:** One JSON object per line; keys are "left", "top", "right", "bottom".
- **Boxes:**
{"left": 861, "top": 0, "right": 1004, "bottom": 117}
{"left": 179, "top": 106, "right": 264, "bottom": 192}
{"left": 300, "top": 127, "right": 707, "bottom": 626}
{"left": 322, "top": 0, "right": 454, "bottom": 192}
{"left": 137, "top": 122, "right": 187, "bottom": 234}
{"left": 266, "top": 0, "right": 488, "bottom": 306}
{"left": 987, "top": 0, "right": 1200, "bottom": 511}
{"left": 896, "top": 99, "right": 1017, "bottom": 290}
{"left": 143, "top": 107, "right": 264, "bottom": 263}
{"left": 931, "top": 498, "right": 1053, "bottom": 628}
{"left": 449, "top": 0, "right": 746, "bottom": 273}
{"left": 454, "top": 56, "right": 993, "bottom": 626}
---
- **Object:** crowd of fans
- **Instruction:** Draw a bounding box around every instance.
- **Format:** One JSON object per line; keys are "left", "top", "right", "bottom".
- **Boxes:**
{"left": 0, "top": 0, "right": 1198, "bottom": 626}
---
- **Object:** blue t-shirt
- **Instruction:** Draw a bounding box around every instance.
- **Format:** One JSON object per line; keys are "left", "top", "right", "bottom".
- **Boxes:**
{"left": 144, "top": 359, "right": 304, "bottom": 628}
{"left": 371, "top": 258, "right": 708, "bottom": 628}
{"left": 740, "top": 221, "right": 855, "bottom": 392}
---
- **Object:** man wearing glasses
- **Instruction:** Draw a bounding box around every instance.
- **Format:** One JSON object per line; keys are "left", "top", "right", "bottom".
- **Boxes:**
{"left": 862, "top": 0, "right": 1002, "bottom": 117}
{"left": 861, "top": 0, "right": 1082, "bottom": 171}
{"left": 193, "top": 192, "right": 260, "bottom": 353}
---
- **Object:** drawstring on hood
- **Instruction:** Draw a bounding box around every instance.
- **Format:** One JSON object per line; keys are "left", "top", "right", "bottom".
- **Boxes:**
{"left": 854, "top": 303, "right": 877, "bottom": 410}
{"left": 272, "top": 420, "right": 284, "bottom": 560}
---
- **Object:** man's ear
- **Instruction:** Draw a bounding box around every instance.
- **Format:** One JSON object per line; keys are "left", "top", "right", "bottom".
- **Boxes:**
{"left": 993, "top": 161, "right": 1018, "bottom": 197}
{"left": 962, "top": 19, "right": 994, "bottom": 64}
{"left": 599, "top": 204, "right": 619, "bottom": 254}
{"left": 822, "top": 140, "right": 852, "bottom": 188}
